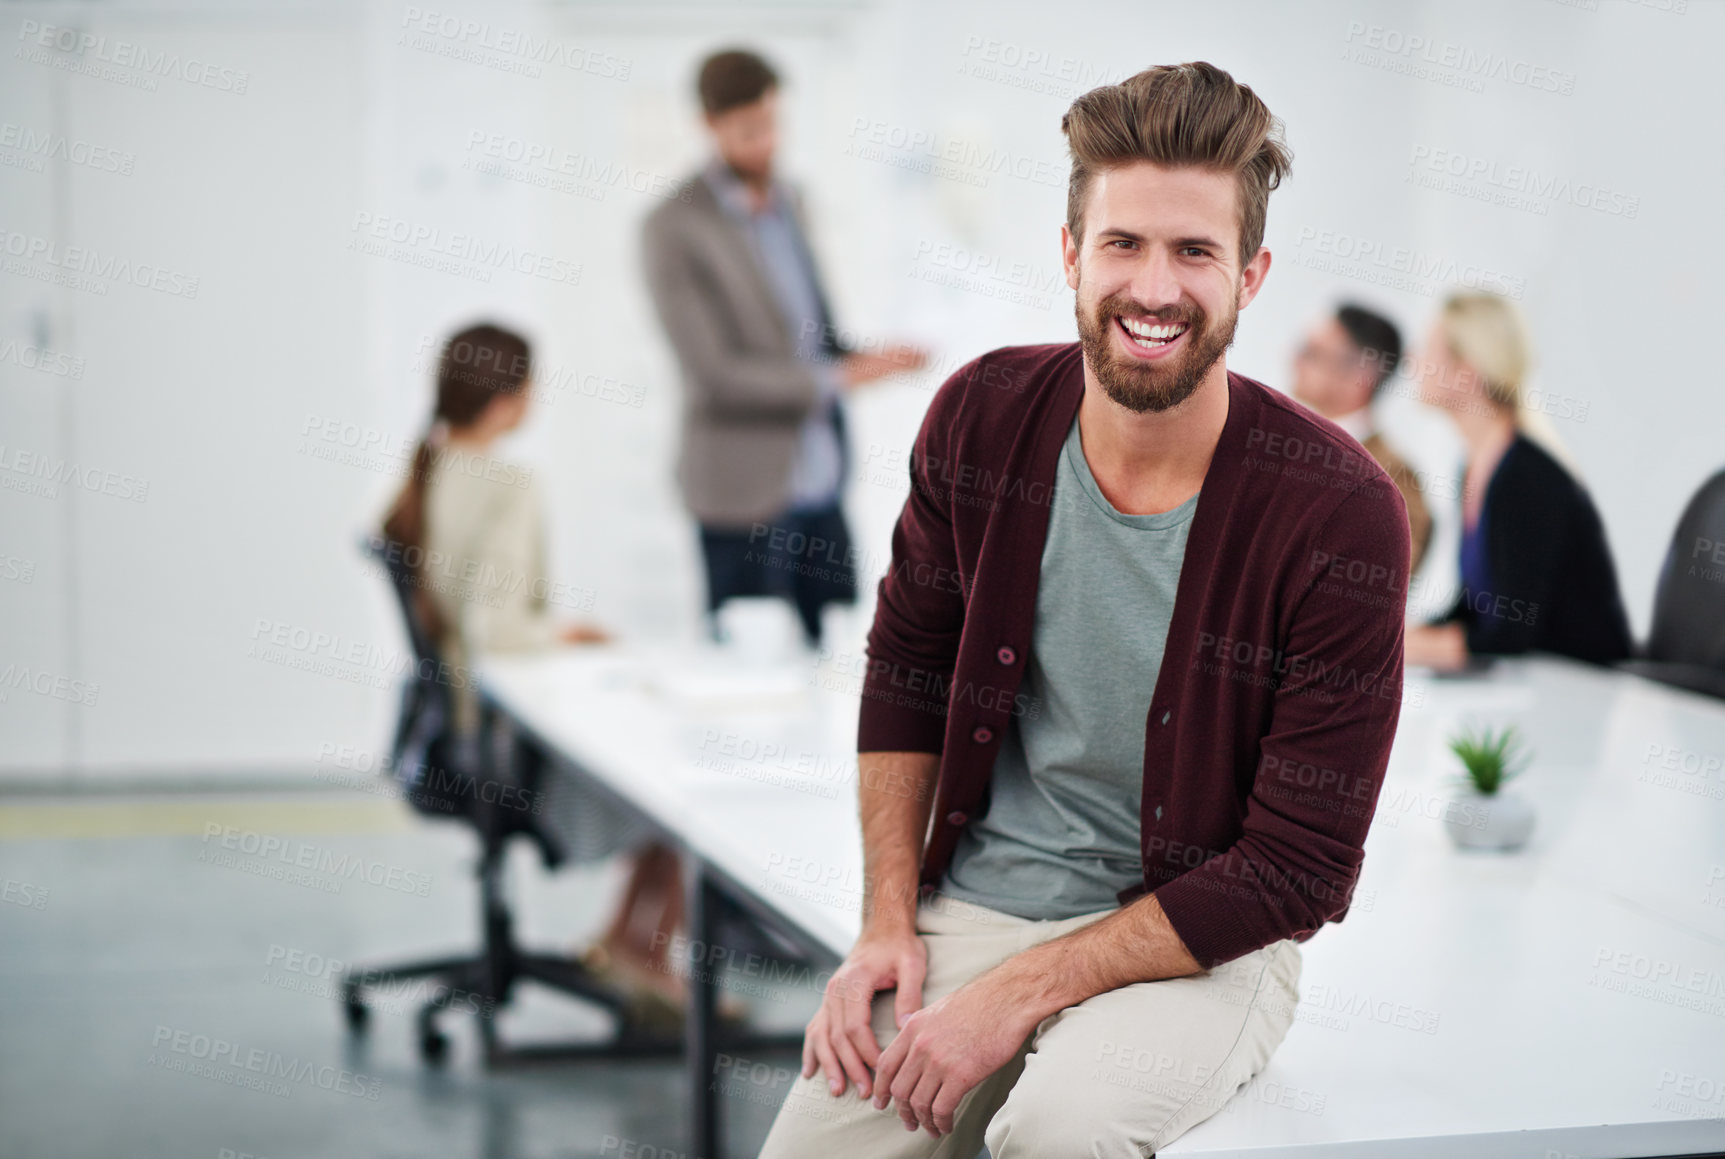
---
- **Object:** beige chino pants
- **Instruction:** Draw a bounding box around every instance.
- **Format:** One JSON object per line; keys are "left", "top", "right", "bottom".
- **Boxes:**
{"left": 758, "top": 896, "right": 1301, "bottom": 1159}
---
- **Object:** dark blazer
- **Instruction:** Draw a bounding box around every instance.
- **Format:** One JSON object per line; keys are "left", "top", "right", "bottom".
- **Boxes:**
{"left": 858, "top": 343, "right": 1410, "bottom": 968}
{"left": 1436, "top": 434, "right": 1632, "bottom": 665}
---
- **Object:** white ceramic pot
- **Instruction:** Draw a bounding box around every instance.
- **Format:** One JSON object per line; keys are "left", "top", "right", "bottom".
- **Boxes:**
{"left": 1443, "top": 787, "right": 1535, "bottom": 850}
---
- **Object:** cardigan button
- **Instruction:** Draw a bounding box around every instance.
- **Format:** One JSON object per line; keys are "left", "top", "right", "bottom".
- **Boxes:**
{"left": 996, "top": 646, "right": 1017, "bottom": 665}
{"left": 1161, "top": 709, "right": 1171, "bottom": 725}
{"left": 971, "top": 726, "right": 994, "bottom": 744}
{"left": 946, "top": 810, "right": 968, "bottom": 826}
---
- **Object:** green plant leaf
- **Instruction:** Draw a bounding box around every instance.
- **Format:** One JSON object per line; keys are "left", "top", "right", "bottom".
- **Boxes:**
{"left": 1446, "top": 722, "right": 1529, "bottom": 796}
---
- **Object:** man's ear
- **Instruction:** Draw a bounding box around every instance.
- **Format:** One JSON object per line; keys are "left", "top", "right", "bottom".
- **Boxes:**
{"left": 1061, "top": 223, "right": 1081, "bottom": 292}
{"left": 1350, "top": 358, "right": 1380, "bottom": 401}
{"left": 1236, "top": 245, "right": 1272, "bottom": 311}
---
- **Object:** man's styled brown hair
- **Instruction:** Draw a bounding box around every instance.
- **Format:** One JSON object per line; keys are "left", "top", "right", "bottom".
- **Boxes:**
{"left": 1061, "top": 61, "right": 1292, "bottom": 264}
{"left": 697, "top": 49, "right": 779, "bottom": 115}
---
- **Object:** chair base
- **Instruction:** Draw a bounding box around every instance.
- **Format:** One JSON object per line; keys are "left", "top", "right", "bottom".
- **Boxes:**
{"left": 340, "top": 844, "right": 698, "bottom": 1071}
{"left": 342, "top": 941, "right": 693, "bottom": 1065}
{"left": 342, "top": 940, "right": 806, "bottom": 1067}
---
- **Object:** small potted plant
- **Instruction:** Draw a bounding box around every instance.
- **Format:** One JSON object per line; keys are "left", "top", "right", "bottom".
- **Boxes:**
{"left": 1442, "top": 722, "right": 1535, "bottom": 850}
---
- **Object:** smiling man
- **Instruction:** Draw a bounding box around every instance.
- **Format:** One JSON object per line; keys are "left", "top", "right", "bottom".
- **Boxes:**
{"left": 758, "top": 62, "right": 1409, "bottom": 1158}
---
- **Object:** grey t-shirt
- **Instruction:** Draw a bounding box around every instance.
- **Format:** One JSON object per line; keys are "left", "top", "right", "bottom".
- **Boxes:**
{"left": 937, "top": 412, "right": 1196, "bottom": 920}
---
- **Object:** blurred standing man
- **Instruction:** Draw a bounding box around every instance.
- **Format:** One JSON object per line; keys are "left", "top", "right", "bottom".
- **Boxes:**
{"left": 1291, "top": 304, "right": 1433, "bottom": 572}
{"left": 643, "top": 49, "right": 926, "bottom": 648}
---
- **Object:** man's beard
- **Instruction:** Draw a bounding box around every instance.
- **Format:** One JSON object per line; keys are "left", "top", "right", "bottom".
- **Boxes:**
{"left": 725, "top": 157, "right": 771, "bottom": 187}
{"left": 1075, "top": 284, "right": 1237, "bottom": 414}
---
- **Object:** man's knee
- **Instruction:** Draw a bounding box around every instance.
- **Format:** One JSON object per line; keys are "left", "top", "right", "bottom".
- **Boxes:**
{"left": 986, "top": 1061, "right": 1181, "bottom": 1159}
{"left": 985, "top": 1076, "right": 1119, "bottom": 1159}
{"left": 758, "top": 1073, "right": 878, "bottom": 1158}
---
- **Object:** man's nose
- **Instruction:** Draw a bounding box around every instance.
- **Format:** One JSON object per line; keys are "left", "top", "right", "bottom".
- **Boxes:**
{"left": 1125, "top": 247, "right": 1183, "bottom": 312}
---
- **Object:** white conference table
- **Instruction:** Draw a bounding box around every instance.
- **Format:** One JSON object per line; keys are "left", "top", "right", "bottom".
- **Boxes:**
{"left": 479, "top": 645, "right": 1725, "bottom": 1159}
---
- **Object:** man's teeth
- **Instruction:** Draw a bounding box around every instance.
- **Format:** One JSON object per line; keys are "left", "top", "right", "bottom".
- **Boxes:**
{"left": 1121, "top": 317, "right": 1189, "bottom": 345}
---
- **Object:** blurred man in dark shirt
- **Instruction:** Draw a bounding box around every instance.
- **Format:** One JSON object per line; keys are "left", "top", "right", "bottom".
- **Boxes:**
{"left": 1292, "top": 303, "right": 1432, "bottom": 572}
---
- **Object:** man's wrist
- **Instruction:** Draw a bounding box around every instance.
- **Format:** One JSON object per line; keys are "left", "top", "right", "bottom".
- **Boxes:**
{"left": 861, "top": 900, "right": 920, "bottom": 940}
{"left": 968, "top": 894, "right": 1204, "bottom": 1024}
{"left": 986, "top": 939, "right": 1081, "bottom": 1023}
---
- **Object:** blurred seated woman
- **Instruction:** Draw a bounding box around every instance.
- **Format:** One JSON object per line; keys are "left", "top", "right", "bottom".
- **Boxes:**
{"left": 1405, "top": 292, "right": 1632, "bottom": 670}
{"left": 382, "top": 322, "right": 688, "bottom": 1021}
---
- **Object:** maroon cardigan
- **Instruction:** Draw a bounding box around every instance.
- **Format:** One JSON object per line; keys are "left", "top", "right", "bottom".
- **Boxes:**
{"left": 857, "top": 342, "right": 1410, "bottom": 968}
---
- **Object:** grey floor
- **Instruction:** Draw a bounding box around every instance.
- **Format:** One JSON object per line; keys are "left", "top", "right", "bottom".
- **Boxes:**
{"left": 0, "top": 789, "right": 812, "bottom": 1159}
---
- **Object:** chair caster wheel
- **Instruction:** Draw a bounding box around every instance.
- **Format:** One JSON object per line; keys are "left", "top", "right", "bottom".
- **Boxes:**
{"left": 343, "top": 993, "right": 369, "bottom": 1033}
{"left": 419, "top": 1029, "right": 451, "bottom": 1065}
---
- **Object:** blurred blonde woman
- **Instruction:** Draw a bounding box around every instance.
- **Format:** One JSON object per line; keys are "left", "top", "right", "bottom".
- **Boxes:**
{"left": 1405, "top": 292, "right": 1632, "bottom": 669}
{"left": 382, "top": 323, "right": 691, "bottom": 1023}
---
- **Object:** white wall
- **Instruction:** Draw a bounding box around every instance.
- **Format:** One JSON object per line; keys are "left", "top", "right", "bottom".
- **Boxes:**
{"left": 0, "top": 1, "right": 376, "bottom": 782}
{"left": 2, "top": 0, "right": 1719, "bottom": 781}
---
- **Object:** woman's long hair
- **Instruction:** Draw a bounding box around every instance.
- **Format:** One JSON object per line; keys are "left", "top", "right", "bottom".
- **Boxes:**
{"left": 1437, "top": 291, "right": 1576, "bottom": 472}
{"left": 382, "top": 323, "right": 533, "bottom": 635}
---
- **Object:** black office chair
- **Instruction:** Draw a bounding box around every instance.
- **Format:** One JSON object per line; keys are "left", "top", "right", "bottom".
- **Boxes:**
{"left": 1620, "top": 468, "right": 1725, "bottom": 700}
{"left": 341, "top": 532, "right": 682, "bottom": 1064}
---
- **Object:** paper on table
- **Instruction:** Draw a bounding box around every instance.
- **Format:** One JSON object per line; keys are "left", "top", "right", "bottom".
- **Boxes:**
{"left": 643, "top": 656, "right": 810, "bottom": 712}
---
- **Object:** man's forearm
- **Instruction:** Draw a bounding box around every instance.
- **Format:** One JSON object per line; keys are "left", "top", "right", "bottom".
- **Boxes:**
{"left": 857, "top": 751, "right": 939, "bottom": 935}
{"left": 985, "top": 892, "right": 1202, "bottom": 1021}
